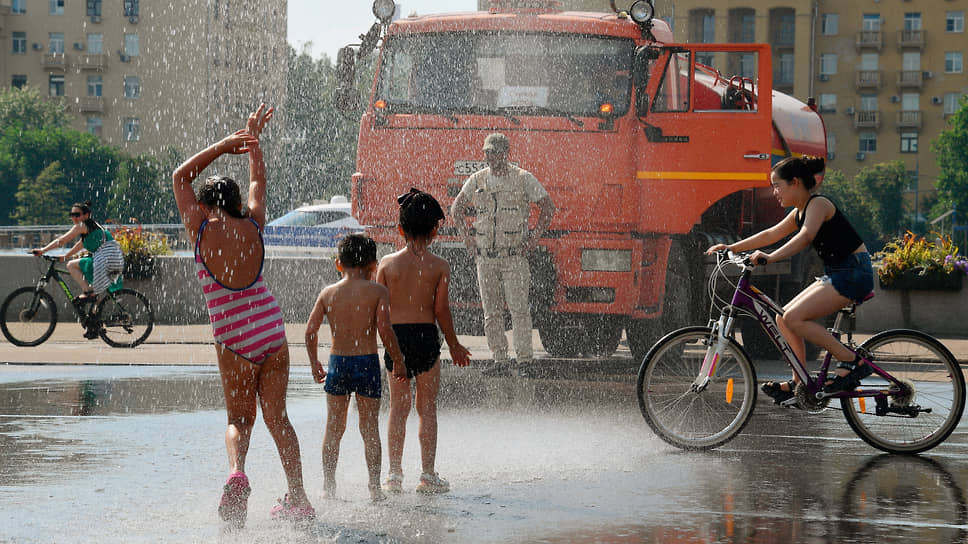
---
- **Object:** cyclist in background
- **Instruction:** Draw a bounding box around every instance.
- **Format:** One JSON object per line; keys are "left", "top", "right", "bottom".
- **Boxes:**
{"left": 706, "top": 156, "right": 874, "bottom": 404}
{"left": 31, "top": 200, "right": 122, "bottom": 302}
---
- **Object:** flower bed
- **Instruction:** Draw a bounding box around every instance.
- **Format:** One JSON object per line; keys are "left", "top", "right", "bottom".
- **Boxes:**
{"left": 875, "top": 231, "right": 968, "bottom": 291}
{"left": 109, "top": 219, "right": 172, "bottom": 280}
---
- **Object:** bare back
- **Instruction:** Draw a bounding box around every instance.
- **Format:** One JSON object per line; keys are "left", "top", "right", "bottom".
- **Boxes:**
{"left": 316, "top": 277, "right": 389, "bottom": 356}
{"left": 377, "top": 248, "right": 449, "bottom": 324}
{"left": 196, "top": 217, "right": 264, "bottom": 289}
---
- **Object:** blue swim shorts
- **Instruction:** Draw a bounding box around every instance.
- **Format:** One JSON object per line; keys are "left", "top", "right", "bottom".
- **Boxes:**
{"left": 324, "top": 353, "right": 381, "bottom": 399}
{"left": 820, "top": 252, "right": 874, "bottom": 303}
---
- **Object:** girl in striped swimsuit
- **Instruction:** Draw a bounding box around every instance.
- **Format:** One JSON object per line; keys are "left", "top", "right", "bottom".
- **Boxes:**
{"left": 173, "top": 104, "right": 314, "bottom": 528}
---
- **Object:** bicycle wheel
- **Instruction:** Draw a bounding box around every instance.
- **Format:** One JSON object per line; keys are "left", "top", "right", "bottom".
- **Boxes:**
{"left": 637, "top": 326, "right": 758, "bottom": 450}
{"left": 841, "top": 330, "right": 966, "bottom": 454}
{"left": 0, "top": 287, "right": 58, "bottom": 347}
{"left": 94, "top": 288, "right": 154, "bottom": 348}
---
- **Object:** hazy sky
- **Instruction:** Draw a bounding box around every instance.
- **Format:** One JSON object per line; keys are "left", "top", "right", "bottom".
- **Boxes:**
{"left": 288, "top": 1, "right": 478, "bottom": 62}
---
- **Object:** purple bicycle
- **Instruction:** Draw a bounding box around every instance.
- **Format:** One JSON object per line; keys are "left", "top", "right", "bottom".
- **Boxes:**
{"left": 636, "top": 250, "right": 966, "bottom": 453}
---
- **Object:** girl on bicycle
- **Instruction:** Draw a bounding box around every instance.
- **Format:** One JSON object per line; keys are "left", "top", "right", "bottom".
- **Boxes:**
{"left": 706, "top": 156, "right": 875, "bottom": 403}
{"left": 31, "top": 201, "right": 122, "bottom": 302}
{"left": 172, "top": 104, "right": 314, "bottom": 527}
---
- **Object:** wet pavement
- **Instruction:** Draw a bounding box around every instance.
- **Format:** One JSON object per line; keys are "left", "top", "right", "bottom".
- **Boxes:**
{"left": 1, "top": 330, "right": 968, "bottom": 543}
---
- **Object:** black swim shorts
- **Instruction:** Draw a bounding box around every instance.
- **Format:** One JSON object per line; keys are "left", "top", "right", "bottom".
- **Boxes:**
{"left": 384, "top": 323, "right": 442, "bottom": 379}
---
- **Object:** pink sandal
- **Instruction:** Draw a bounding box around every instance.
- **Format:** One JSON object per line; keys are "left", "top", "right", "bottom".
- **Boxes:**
{"left": 270, "top": 494, "right": 316, "bottom": 522}
{"left": 218, "top": 471, "right": 251, "bottom": 528}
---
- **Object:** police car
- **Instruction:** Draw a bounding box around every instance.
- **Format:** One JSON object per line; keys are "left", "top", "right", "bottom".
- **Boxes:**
{"left": 263, "top": 195, "right": 363, "bottom": 256}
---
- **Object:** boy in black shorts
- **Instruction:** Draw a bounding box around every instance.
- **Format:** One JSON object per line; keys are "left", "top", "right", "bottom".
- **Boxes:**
{"left": 305, "top": 234, "right": 405, "bottom": 501}
{"left": 377, "top": 189, "right": 472, "bottom": 494}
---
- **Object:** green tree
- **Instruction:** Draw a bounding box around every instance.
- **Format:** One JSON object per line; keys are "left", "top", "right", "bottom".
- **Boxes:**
{"left": 0, "top": 87, "right": 70, "bottom": 130}
{"left": 852, "top": 160, "right": 911, "bottom": 242}
{"left": 106, "top": 154, "right": 177, "bottom": 224}
{"left": 0, "top": 126, "right": 119, "bottom": 224}
{"left": 11, "top": 161, "right": 71, "bottom": 225}
{"left": 932, "top": 94, "right": 968, "bottom": 220}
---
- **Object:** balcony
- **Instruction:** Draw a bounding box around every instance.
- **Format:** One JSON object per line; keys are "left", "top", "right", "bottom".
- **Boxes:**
{"left": 855, "top": 30, "right": 882, "bottom": 51}
{"left": 896, "top": 110, "right": 922, "bottom": 129}
{"left": 77, "top": 54, "right": 106, "bottom": 70}
{"left": 41, "top": 53, "right": 67, "bottom": 70}
{"left": 856, "top": 70, "right": 882, "bottom": 89}
{"left": 897, "top": 70, "right": 924, "bottom": 89}
{"left": 897, "top": 29, "right": 925, "bottom": 50}
{"left": 77, "top": 96, "right": 105, "bottom": 113}
{"left": 854, "top": 110, "right": 881, "bottom": 129}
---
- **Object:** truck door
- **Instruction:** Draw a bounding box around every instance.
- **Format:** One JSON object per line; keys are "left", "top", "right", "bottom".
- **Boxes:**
{"left": 635, "top": 43, "right": 774, "bottom": 234}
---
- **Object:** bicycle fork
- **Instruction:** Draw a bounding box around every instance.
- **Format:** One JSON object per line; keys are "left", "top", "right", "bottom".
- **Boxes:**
{"left": 693, "top": 313, "right": 734, "bottom": 392}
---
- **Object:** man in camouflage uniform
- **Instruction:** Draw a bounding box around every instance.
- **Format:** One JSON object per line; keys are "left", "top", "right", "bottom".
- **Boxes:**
{"left": 452, "top": 133, "right": 556, "bottom": 376}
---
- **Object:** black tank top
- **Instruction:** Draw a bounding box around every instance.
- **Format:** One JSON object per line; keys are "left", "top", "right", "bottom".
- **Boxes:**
{"left": 795, "top": 195, "right": 864, "bottom": 265}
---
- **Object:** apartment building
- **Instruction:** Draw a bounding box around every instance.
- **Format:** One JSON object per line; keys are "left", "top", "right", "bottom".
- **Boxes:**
{"left": 0, "top": 0, "right": 287, "bottom": 161}
{"left": 479, "top": 0, "right": 967, "bottom": 206}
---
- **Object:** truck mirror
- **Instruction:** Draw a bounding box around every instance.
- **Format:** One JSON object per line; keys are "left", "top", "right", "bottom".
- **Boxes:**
{"left": 334, "top": 85, "right": 361, "bottom": 113}
{"left": 336, "top": 46, "right": 357, "bottom": 88}
{"left": 633, "top": 46, "right": 659, "bottom": 116}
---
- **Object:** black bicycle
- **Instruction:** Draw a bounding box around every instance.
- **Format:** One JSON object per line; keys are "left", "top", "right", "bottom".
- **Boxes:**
{"left": 1, "top": 255, "right": 154, "bottom": 348}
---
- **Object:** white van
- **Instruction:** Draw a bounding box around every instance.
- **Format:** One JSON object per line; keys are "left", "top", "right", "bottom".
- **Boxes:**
{"left": 263, "top": 195, "right": 363, "bottom": 256}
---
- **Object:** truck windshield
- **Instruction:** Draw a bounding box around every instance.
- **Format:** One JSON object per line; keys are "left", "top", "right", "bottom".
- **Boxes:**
{"left": 376, "top": 32, "right": 633, "bottom": 118}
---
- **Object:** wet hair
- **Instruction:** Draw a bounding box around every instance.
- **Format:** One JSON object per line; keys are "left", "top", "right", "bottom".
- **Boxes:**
{"left": 397, "top": 188, "right": 445, "bottom": 239}
{"left": 197, "top": 176, "right": 246, "bottom": 219}
{"left": 773, "top": 156, "right": 826, "bottom": 190}
{"left": 337, "top": 233, "right": 377, "bottom": 269}
{"left": 71, "top": 200, "right": 92, "bottom": 215}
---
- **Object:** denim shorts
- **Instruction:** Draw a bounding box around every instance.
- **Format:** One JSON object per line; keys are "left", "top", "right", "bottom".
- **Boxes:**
{"left": 820, "top": 252, "right": 874, "bottom": 303}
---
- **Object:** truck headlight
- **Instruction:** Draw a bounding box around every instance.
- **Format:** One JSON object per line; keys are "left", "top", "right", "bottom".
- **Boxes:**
{"left": 581, "top": 249, "right": 632, "bottom": 272}
{"left": 372, "top": 0, "right": 395, "bottom": 24}
{"left": 629, "top": 0, "right": 654, "bottom": 25}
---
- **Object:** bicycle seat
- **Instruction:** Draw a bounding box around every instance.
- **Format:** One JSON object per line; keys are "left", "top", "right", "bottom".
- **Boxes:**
{"left": 841, "top": 291, "right": 875, "bottom": 313}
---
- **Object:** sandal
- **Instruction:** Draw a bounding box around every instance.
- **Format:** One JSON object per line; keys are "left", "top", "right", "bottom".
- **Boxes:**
{"left": 823, "top": 359, "right": 874, "bottom": 393}
{"left": 270, "top": 494, "right": 316, "bottom": 522}
{"left": 761, "top": 380, "right": 795, "bottom": 405}
{"left": 218, "top": 471, "right": 251, "bottom": 529}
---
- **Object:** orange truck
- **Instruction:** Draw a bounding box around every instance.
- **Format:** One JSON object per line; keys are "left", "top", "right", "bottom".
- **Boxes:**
{"left": 336, "top": 0, "right": 827, "bottom": 361}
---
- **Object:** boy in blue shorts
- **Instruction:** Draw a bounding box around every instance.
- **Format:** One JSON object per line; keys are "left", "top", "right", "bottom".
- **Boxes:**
{"left": 305, "top": 233, "right": 405, "bottom": 502}
{"left": 377, "top": 189, "right": 472, "bottom": 494}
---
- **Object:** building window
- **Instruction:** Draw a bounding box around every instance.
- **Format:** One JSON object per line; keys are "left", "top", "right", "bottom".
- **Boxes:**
{"left": 945, "top": 52, "right": 963, "bottom": 73}
{"left": 701, "top": 13, "right": 715, "bottom": 42}
{"left": 818, "top": 93, "right": 837, "bottom": 113}
{"left": 944, "top": 93, "right": 962, "bottom": 115}
{"left": 49, "top": 33, "right": 65, "bottom": 54}
{"left": 87, "top": 75, "right": 103, "bottom": 97}
{"left": 86, "top": 0, "right": 102, "bottom": 16}
{"left": 87, "top": 116, "right": 103, "bottom": 137}
{"left": 124, "top": 0, "right": 139, "bottom": 17}
{"left": 947, "top": 12, "right": 965, "bottom": 33}
{"left": 820, "top": 54, "right": 837, "bottom": 75}
{"left": 862, "top": 14, "right": 881, "bottom": 31}
{"left": 123, "top": 118, "right": 140, "bottom": 141}
{"left": 729, "top": 10, "right": 755, "bottom": 43}
{"left": 859, "top": 94, "right": 878, "bottom": 112}
{"left": 821, "top": 14, "right": 839, "bottom": 36}
{"left": 124, "top": 76, "right": 141, "bottom": 98}
{"left": 902, "top": 51, "right": 921, "bottom": 71}
{"left": 826, "top": 133, "right": 836, "bottom": 160}
{"left": 12, "top": 0, "right": 26, "bottom": 13}
{"left": 12, "top": 32, "right": 27, "bottom": 54}
{"left": 901, "top": 93, "right": 919, "bottom": 111}
{"left": 861, "top": 52, "right": 879, "bottom": 71}
{"left": 900, "top": 132, "right": 919, "bottom": 153}
{"left": 904, "top": 13, "right": 922, "bottom": 31}
{"left": 123, "top": 34, "right": 140, "bottom": 56}
{"left": 49, "top": 75, "right": 65, "bottom": 97}
{"left": 12, "top": 75, "right": 28, "bottom": 88}
{"left": 87, "top": 34, "right": 103, "bottom": 54}
{"left": 49, "top": 0, "right": 64, "bottom": 15}
{"left": 775, "top": 53, "right": 794, "bottom": 86}
{"left": 859, "top": 131, "right": 877, "bottom": 153}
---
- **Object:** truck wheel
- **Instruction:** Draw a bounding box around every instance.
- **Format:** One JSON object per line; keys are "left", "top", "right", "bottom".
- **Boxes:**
{"left": 537, "top": 313, "right": 623, "bottom": 358}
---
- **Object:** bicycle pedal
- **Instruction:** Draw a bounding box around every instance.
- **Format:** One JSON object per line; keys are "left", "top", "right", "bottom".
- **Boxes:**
{"left": 778, "top": 397, "right": 800, "bottom": 409}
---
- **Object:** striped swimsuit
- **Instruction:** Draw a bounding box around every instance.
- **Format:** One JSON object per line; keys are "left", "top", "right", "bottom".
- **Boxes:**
{"left": 194, "top": 219, "right": 286, "bottom": 364}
